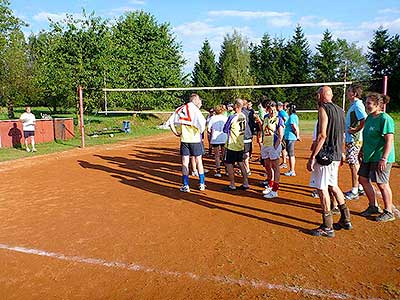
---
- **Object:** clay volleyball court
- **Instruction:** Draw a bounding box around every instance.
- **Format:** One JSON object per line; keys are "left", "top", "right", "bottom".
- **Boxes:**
{"left": 0, "top": 133, "right": 399, "bottom": 300}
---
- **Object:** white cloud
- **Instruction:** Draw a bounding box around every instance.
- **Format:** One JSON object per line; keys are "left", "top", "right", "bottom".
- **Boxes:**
{"left": 208, "top": 10, "right": 292, "bottom": 19}
{"left": 359, "top": 17, "right": 400, "bottom": 31}
{"left": 299, "top": 16, "right": 343, "bottom": 30}
{"left": 378, "top": 8, "right": 400, "bottom": 14}
{"left": 129, "top": 0, "right": 146, "bottom": 4}
{"left": 33, "top": 12, "right": 83, "bottom": 23}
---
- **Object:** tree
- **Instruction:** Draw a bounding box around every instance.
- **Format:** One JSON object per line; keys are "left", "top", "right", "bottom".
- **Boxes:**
{"left": 387, "top": 34, "right": 400, "bottom": 110}
{"left": 192, "top": 39, "right": 218, "bottom": 108}
{"left": 336, "top": 39, "right": 369, "bottom": 82}
{"left": 218, "top": 30, "right": 253, "bottom": 101}
{"left": 109, "top": 11, "right": 186, "bottom": 110}
{"left": 0, "top": 0, "right": 27, "bottom": 118}
{"left": 313, "top": 30, "right": 339, "bottom": 82}
{"left": 285, "top": 25, "right": 312, "bottom": 106}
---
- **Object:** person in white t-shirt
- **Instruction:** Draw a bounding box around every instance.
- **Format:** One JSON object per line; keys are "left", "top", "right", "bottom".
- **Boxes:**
{"left": 19, "top": 106, "right": 37, "bottom": 152}
{"left": 207, "top": 104, "right": 228, "bottom": 177}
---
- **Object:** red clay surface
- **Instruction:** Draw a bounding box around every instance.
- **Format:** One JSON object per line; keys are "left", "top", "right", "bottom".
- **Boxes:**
{"left": 0, "top": 133, "right": 399, "bottom": 300}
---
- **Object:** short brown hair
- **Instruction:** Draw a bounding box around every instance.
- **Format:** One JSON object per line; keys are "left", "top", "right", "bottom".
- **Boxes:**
{"left": 348, "top": 84, "right": 363, "bottom": 98}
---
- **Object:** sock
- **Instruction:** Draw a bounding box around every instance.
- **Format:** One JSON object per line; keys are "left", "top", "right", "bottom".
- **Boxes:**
{"left": 322, "top": 212, "right": 333, "bottom": 229}
{"left": 199, "top": 173, "right": 205, "bottom": 185}
{"left": 339, "top": 203, "right": 351, "bottom": 223}
{"left": 183, "top": 175, "right": 189, "bottom": 186}
{"left": 269, "top": 180, "right": 274, "bottom": 188}
{"left": 351, "top": 187, "right": 358, "bottom": 194}
{"left": 272, "top": 182, "right": 280, "bottom": 192}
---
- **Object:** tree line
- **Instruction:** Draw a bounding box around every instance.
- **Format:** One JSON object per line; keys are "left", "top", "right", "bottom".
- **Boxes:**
{"left": 0, "top": 0, "right": 399, "bottom": 118}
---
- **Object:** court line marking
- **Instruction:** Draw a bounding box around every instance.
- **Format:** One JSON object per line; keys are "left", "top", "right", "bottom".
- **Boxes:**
{"left": 0, "top": 243, "right": 382, "bottom": 300}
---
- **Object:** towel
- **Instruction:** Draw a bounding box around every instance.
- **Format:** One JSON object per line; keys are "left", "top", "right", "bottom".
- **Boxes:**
{"left": 167, "top": 102, "right": 206, "bottom": 133}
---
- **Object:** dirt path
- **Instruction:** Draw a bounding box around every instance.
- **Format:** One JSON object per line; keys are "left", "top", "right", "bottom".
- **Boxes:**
{"left": 0, "top": 133, "right": 399, "bottom": 300}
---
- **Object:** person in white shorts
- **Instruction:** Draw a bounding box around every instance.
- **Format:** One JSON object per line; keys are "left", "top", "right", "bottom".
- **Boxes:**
{"left": 307, "top": 86, "right": 352, "bottom": 238}
{"left": 260, "top": 100, "right": 284, "bottom": 199}
{"left": 20, "top": 106, "right": 37, "bottom": 152}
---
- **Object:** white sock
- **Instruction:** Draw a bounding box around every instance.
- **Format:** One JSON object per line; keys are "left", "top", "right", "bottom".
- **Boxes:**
{"left": 351, "top": 187, "right": 358, "bottom": 194}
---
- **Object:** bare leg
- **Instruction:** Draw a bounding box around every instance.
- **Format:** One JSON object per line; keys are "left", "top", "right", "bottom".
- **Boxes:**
{"left": 359, "top": 176, "right": 378, "bottom": 207}
{"left": 225, "top": 163, "right": 235, "bottom": 188}
{"left": 377, "top": 183, "right": 393, "bottom": 212}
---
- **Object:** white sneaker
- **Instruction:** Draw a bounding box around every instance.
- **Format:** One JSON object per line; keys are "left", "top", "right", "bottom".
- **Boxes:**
{"left": 214, "top": 172, "right": 222, "bottom": 178}
{"left": 191, "top": 171, "right": 199, "bottom": 177}
{"left": 199, "top": 184, "right": 206, "bottom": 191}
{"left": 26, "top": 147, "right": 31, "bottom": 152}
{"left": 32, "top": 148, "right": 37, "bottom": 152}
{"left": 264, "top": 191, "right": 278, "bottom": 199}
{"left": 262, "top": 187, "right": 272, "bottom": 195}
{"left": 180, "top": 185, "right": 190, "bottom": 192}
{"left": 284, "top": 170, "right": 296, "bottom": 176}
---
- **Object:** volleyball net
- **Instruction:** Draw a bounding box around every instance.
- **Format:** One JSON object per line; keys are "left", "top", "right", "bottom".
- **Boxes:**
{"left": 100, "top": 81, "right": 353, "bottom": 115}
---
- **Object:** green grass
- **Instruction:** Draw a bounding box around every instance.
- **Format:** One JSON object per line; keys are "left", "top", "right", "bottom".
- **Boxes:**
{"left": 0, "top": 108, "right": 168, "bottom": 162}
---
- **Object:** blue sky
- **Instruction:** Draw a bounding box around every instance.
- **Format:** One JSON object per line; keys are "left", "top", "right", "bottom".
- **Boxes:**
{"left": 10, "top": 0, "right": 400, "bottom": 73}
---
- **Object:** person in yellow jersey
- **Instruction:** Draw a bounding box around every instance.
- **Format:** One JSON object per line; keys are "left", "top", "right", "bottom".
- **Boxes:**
{"left": 222, "top": 98, "right": 249, "bottom": 191}
{"left": 168, "top": 93, "right": 206, "bottom": 192}
{"left": 261, "top": 100, "right": 284, "bottom": 199}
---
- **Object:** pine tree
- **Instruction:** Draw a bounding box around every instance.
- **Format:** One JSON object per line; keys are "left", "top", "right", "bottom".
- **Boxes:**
{"left": 285, "top": 25, "right": 311, "bottom": 106}
{"left": 388, "top": 34, "right": 400, "bottom": 110}
{"left": 367, "top": 28, "right": 391, "bottom": 92}
{"left": 192, "top": 39, "right": 218, "bottom": 108}
{"left": 313, "top": 30, "right": 339, "bottom": 82}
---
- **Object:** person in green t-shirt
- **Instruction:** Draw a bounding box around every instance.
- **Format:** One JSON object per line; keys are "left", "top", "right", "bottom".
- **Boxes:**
{"left": 358, "top": 92, "right": 397, "bottom": 222}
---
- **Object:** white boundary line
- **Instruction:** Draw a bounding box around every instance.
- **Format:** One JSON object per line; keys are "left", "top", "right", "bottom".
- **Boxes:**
{"left": 0, "top": 243, "right": 382, "bottom": 300}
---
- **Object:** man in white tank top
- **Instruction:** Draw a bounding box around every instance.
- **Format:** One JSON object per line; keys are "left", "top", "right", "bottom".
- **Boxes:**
{"left": 19, "top": 106, "right": 37, "bottom": 152}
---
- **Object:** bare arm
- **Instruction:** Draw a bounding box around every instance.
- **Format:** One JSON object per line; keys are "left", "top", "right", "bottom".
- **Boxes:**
{"left": 378, "top": 133, "right": 394, "bottom": 171}
{"left": 307, "top": 107, "right": 327, "bottom": 171}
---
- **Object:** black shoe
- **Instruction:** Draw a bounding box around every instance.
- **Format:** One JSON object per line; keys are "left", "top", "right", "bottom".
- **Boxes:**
{"left": 237, "top": 185, "right": 250, "bottom": 190}
{"left": 333, "top": 220, "right": 353, "bottom": 230}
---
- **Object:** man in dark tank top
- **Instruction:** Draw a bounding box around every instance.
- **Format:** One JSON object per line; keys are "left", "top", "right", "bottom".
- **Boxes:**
{"left": 307, "top": 86, "right": 352, "bottom": 238}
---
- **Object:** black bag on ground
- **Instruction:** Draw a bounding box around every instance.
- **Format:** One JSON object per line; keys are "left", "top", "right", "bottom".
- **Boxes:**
{"left": 316, "top": 144, "right": 334, "bottom": 166}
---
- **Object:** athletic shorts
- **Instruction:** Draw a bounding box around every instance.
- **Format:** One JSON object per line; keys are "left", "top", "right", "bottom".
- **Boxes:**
{"left": 224, "top": 149, "right": 244, "bottom": 164}
{"left": 309, "top": 161, "right": 340, "bottom": 190}
{"left": 211, "top": 143, "right": 225, "bottom": 148}
{"left": 281, "top": 139, "right": 286, "bottom": 150}
{"left": 244, "top": 142, "right": 252, "bottom": 155}
{"left": 345, "top": 142, "right": 361, "bottom": 165}
{"left": 358, "top": 162, "right": 392, "bottom": 184}
{"left": 261, "top": 144, "right": 282, "bottom": 160}
{"left": 23, "top": 131, "right": 35, "bottom": 138}
{"left": 180, "top": 142, "right": 204, "bottom": 157}
{"left": 285, "top": 140, "right": 296, "bottom": 157}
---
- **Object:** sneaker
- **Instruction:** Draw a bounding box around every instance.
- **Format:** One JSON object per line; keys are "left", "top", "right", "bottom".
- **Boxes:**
{"left": 237, "top": 185, "right": 249, "bottom": 191}
{"left": 214, "top": 172, "right": 222, "bottom": 178}
{"left": 358, "top": 189, "right": 365, "bottom": 196}
{"left": 284, "top": 170, "right": 296, "bottom": 177}
{"left": 179, "top": 185, "right": 190, "bottom": 192}
{"left": 32, "top": 148, "right": 37, "bottom": 152}
{"left": 360, "top": 205, "right": 383, "bottom": 217}
{"left": 199, "top": 184, "right": 206, "bottom": 191}
{"left": 26, "top": 147, "right": 31, "bottom": 152}
{"left": 331, "top": 207, "right": 340, "bottom": 215}
{"left": 263, "top": 190, "right": 278, "bottom": 199}
{"left": 344, "top": 190, "right": 359, "bottom": 200}
{"left": 259, "top": 180, "right": 270, "bottom": 187}
{"left": 279, "top": 163, "right": 287, "bottom": 169}
{"left": 309, "top": 226, "right": 335, "bottom": 238}
{"left": 334, "top": 219, "right": 353, "bottom": 230}
{"left": 311, "top": 190, "right": 319, "bottom": 198}
{"left": 223, "top": 185, "right": 236, "bottom": 192}
{"left": 262, "top": 186, "right": 272, "bottom": 194}
{"left": 191, "top": 171, "right": 199, "bottom": 177}
{"left": 376, "top": 210, "right": 395, "bottom": 222}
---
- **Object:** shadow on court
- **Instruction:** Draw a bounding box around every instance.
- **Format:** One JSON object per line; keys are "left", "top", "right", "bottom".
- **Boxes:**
{"left": 78, "top": 145, "right": 321, "bottom": 233}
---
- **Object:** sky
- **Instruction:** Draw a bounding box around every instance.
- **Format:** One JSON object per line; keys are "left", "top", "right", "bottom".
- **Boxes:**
{"left": 10, "top": 0, "right": 400, "bottom": 74}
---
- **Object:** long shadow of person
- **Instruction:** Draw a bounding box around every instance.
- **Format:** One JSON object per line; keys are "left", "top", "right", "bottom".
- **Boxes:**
{"left": 8, "top": 123, "right": 22, "bottom": 148}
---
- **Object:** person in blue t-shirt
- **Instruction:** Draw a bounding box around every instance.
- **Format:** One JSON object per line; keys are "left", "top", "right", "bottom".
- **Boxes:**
{"left": 277, "top": 102, "right": 289, "bottom": 169}
{"left": 283, "top": 103, "right": 301, "bottom": 176}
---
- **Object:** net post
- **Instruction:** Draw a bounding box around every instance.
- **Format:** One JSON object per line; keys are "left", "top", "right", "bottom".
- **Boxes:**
{"left": 382, "top": 75, "right": 388, "bottom": 112}
{"left": 78, "top": 86, "right": 85, "bottom": 148}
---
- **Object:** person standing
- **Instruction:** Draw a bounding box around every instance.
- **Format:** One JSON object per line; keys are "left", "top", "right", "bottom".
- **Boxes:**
{"left": 343, "top": 84, "right": 367, "bottom": 200}
{"left": 307, "top": 86, "right": 352, "bottom": 238}
{"left": 222, "top": 99, "right": 249, "bottom": 191}
{"left": 358, "top": 93, "right": 396, "bottom": 222}
{"left": 277, "top": 102, "right": 289, "bottom": 169}
{"left": 168, "top": 93, "right": 206, "bottom": 192}
{"left": 261, "top": 100, "right": 284, "bottom": 199}
{"left": 283, "top": 103, "right": 300, "bottom": 177}
{"left": 242, "top": 100, "right": 254, "bottom": 176}
{"left": 20, "top": 106, "right": 37, "bottom": 152}
{"left": 207, "top": 104, "right": 228, "bottom": 178}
